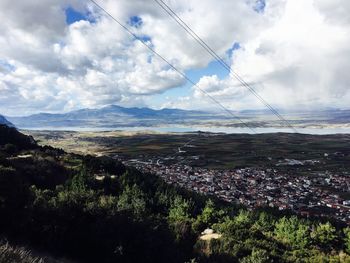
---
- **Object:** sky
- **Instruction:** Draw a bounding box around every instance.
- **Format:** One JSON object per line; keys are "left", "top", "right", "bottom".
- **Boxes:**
{"left": 0, "top": 0, "right": 350, "bottom": 116}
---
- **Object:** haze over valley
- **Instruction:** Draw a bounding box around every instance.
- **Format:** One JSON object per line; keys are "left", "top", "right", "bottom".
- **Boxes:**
{"left": 6, "top": 105, "right": 350, "bottom": 133}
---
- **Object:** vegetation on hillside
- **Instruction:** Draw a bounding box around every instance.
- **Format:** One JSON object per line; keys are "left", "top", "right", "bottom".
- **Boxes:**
{"left": 0, "top": 125, "right": 349, "bottom": 262}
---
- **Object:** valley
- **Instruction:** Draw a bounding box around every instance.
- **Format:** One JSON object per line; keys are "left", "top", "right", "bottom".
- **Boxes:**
{"left": 26, "top": 130, "right": 350, "bottom": 224}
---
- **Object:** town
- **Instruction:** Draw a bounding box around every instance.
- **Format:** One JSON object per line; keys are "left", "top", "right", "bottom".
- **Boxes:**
{"left": 123, "top": 157, "right": 350, "bottom": 225}
{"left": 26, "top": 129, "right": 350, "bottom": 225}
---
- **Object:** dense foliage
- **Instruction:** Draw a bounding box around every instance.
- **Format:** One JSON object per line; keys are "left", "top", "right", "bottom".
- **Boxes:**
{"left": 0, "top": 125, "right": 349, "bottom": 262}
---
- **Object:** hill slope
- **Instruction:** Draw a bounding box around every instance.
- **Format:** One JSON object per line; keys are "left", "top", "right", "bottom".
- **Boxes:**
{"left": 0, "top": 124, "right": 35, "bottom": 148}
{"left": 0, "top": 115, "right": 15, "bottom": 127}
{"left": 0, "top": 125, "right": 349, "bottom": 262}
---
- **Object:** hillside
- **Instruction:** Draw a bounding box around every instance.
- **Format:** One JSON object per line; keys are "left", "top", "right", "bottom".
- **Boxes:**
{"left": 0, "top": 125, "right": 350, "bottom": 262}
{"left": 0, "top": 124, "right": 36, "bottom": 149}
{"left": 0, "top": 115, "right": 15, "bottom": 127}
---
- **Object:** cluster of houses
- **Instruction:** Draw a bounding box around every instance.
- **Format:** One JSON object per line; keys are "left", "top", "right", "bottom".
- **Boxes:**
{"left": 124, "top": 158, "right": 350, "bottom": 224}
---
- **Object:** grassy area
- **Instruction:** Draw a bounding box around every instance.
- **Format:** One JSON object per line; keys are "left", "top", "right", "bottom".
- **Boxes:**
{"left": 25, "top": 130, "right": 350, "bottom": 175}
{"left": 0, "top": 240, "right": 73, "bottom": 263}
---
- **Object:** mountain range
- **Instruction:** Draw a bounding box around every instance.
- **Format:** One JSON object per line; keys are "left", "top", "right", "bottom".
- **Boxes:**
{"left": 5, "top": 105, "right": 350, "bottom": 130}
{"left": 6, "top": 105, "right": 220, "bottom": 129}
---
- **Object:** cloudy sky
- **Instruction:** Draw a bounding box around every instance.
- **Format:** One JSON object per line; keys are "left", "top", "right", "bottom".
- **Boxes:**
{"left": 0, "top": 0, "right": 349, "bottom": 116}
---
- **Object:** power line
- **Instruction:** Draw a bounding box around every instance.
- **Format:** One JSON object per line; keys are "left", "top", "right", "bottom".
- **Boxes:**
{"left": 154, "top": 0, "right": 298, "bottom": 133}
{"left": 88, "top": 0, "right": 256, "bottom": 133}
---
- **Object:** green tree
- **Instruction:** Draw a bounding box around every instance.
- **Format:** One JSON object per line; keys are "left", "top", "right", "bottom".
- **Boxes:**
{"left": 234, "top": 209, "right": 254, "bottom": 227}
{"left": 201, "top": 199, "right": 216, "bottom": 223}
{"left": 117, "top": 184, "right": 147, "bottom": 216}
{"left": 240, "top": 248, "right": 270, "bottom": 263}
{"left": 168, "top": 196, "right": 196, "bottom": 255}
{"left": 274, "top": 216, "right": 310, "bottom": 249}
{"left": 70, "top": 167, "right": 88, "bottom": 192}
{"left": 192, "top": 199, "right": 225, "bottom": 233}
{"left": 168, "top": 196, "right": 192, "bottom": 223}
{"left": 253, "top": 212, "right": 275, "bottom": 233}
{"left": 311, "top": 222, "right": 337, "bottom": 249}
{"left": 344, "top": 227, "right": 350, "bottom": 254}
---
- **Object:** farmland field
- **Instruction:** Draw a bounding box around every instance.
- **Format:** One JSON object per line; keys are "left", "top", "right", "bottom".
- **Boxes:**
{"left": 25, "top": 130, "right": 350, "bottom": 175}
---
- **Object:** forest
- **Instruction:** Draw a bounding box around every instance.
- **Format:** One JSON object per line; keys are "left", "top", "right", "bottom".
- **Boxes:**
{"left": 0, "top": 124, "right": 350, "bottom": 263}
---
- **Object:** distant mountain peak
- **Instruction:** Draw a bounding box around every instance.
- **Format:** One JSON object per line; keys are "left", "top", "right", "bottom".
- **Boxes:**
{"left": 5, "top": 105, "right": 214, "bottom": 129}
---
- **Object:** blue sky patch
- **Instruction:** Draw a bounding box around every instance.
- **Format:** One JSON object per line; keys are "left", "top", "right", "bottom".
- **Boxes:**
{"left": 0, "top": 59, "right": 15, "bottom": 72}
{"left": 136, "top": 35, "right": 151, "bottom": 42}
{"left": 227, "top": 42, "right": 241, "bottom": 58}
{"left": 187, "top": 60, "right": 229, "bottom": 82}
{"left": 150, "top": 60, "right": 231, "bottom": 107}
{"left": 65, "top": 7, "right": 91, "bottom": 25}
{"left": 129, "top": 16, "right": 143, "bottom": 28}
{"left": 254, "top": 0, "right": 266, "bottom": 13}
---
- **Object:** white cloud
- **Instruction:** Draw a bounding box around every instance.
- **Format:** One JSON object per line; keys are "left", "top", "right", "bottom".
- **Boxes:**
{"left": 0, "top": 0, "right": 189, "bottom": 115}
{"left": 0, "top": 0, "right": 349, "bottom": 115}
{"left": 140, "top": 0, "right": 268, "bottom": 69}
{"left": 192, "top": 0, "right": 350, "bottom": 110}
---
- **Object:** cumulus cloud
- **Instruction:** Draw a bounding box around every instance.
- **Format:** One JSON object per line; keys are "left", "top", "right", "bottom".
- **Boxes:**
{"left": 139, "top": 0, "right": 267, "bottom": 69}
{"left": 0, "top": 0, "right": 190, "bottom": 115}
{"left": 0, "top": 0, "right": 349, "bottom": 115}
{"left": 162, "top": 75, "right": 258, "bottom": 111}
{"left": 191, "top": 0, "right": 350, "bottom": 110}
